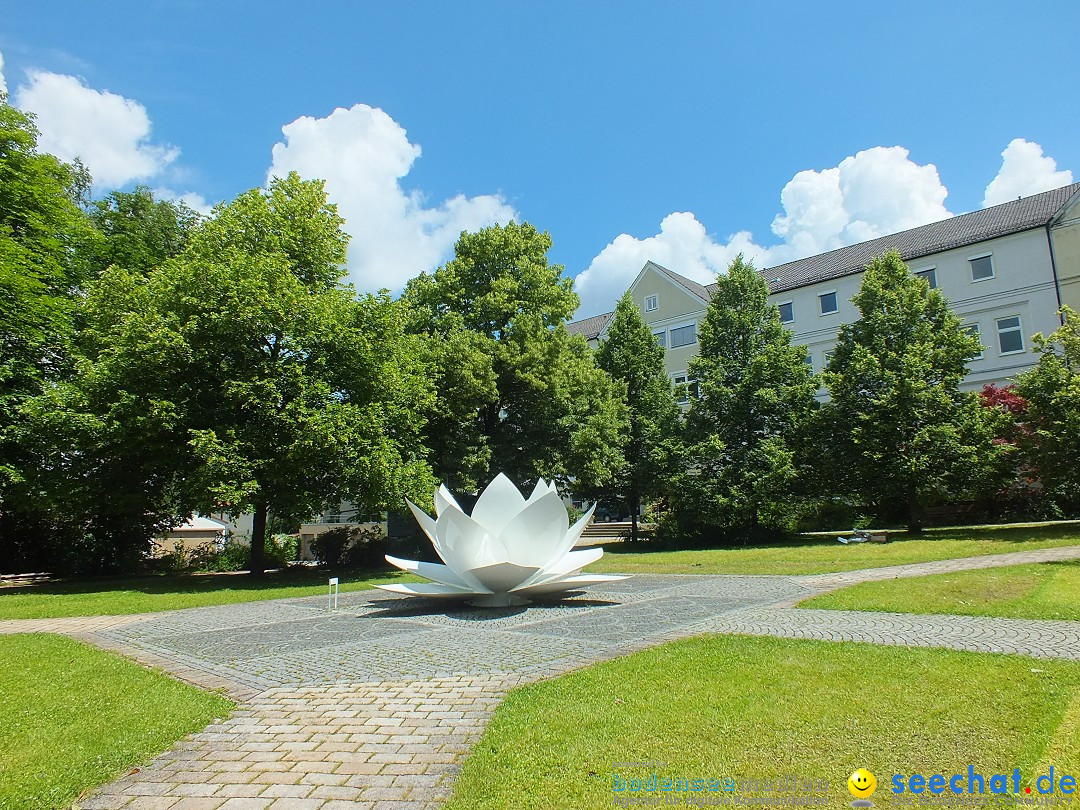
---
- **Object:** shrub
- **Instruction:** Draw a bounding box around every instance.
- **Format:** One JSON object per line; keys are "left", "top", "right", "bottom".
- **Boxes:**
{"left": 265, "top": 533, "right": 298, "bottom": 568}
{"left": 311, "top": 527, "right": 351, "bottom": 566}
{"left": 312, "top": 525, "right": 388, "bottom": 568}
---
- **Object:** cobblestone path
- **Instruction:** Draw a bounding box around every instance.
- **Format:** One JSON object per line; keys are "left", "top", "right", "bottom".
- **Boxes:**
{"left": 4, "top": 544, "right": 1078, "bottom": 809}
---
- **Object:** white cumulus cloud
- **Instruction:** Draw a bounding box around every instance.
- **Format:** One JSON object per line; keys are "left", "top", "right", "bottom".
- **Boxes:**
{"left": 983, "top": 138, "right": 1074, "bottom": 207}
{"left": 0, "top": 52, "right": 7, "bottom": 97}
{"left": 14, "top": 69, "right": 178, "bottom": 188}
{"left": 575, "top": 213, "right": 765, "bottom": 317}
{"left": 574, "top": 146, "right": 953, "bottom": 318}
{"left": 153, "top": 188, "right": 215, "bottom": 217}
{"left": 268, "top": 104, "right": 517, "bottom": 293}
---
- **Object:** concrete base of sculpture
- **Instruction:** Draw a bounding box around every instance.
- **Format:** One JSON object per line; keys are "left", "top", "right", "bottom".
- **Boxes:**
{"left": 376, "top": 474, "right": 627, "bottom": 606}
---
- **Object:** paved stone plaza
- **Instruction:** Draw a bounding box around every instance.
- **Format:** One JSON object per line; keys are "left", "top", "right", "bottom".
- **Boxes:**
{"left": 4, "top": 545, "right": 1080, "bottom": 809}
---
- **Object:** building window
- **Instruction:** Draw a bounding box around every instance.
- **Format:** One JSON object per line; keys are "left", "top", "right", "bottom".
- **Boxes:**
{"left": 777, "top": 301, "right": 794, "bottom": 323}
{"left": 996, "top": 316, "right": 1024, "bottom": 355}
{"left": 963, "top": 324, "right": 983, "bottom": 360}
{"left": 672, "top": 372, "right": 698, "bottom": 404}
{"left": 915, "top": 268, "right": 938, "bottom": 289}
{"left": 804, "top": 353, "right": 813, "bottom": 371}
{"left": 644, "top": 294, "right": 659, "bottom": 312}
{"left": 823, "top": 350, "right": 835, "bottom": 368}
{"left": 819, "top": 291, "right": 838, "bottom": 315}
{"left": 653, "top": 330, "right": 667, "bottom": 349}
{"left": 670, "top": 323, "right": 697, "bottom": 348}
{"left": 970, "top": 254, "right": 994, "bottom": 282}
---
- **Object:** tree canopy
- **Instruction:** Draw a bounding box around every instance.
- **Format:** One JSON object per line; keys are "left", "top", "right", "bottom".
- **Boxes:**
{"left": 594, "top": 291, "right": 679, "bottom": 541}
{"left": 21, "top": 173, "right": 435, "bottom": 573}
{"left": 821, "top": 250, "right": 1003, "bottom": 530}
{"left": 402, "top": 221, "right": 626, "bottom": 492}
{"left": 88, "top": 186, "right": 200, "bottom": 276}
{"left": 1015, "top": 306, "right": 1080, "bottom": 513}
{"left": 676, "top": 255, "right": 818, "bottom": 540}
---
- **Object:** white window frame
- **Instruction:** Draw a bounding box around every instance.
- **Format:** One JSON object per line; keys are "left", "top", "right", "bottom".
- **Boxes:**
{"left": 653, "top": 330, "right": 667, "bottom": 349}
{"left": 777, "top": 300, "right": 795, "bottom": 324}
{"left": 669, "top": 321, "right": 697, "bottom": 348}
{"left": 818, "top": 289, "right": 839, "bottom": 316}
{"left": 963, "top": 323, "right": 984, "bottom": 360}
{"left": 672, "top": 371, "right": 691, "bottom": 404}
{"left": 995, "top": 315, "right": 1025, "bottom": 356}
{"left": 823, "top": 349, "right": 835, "bottom": 368}
{"left": 969, "top": 253, "right": 995, "bottom": 283}
{"left": 914, "top": 267, "right": 938, "bottom": 289}
{"left": 644, "top": 294, "right": 659, "bottom": 312}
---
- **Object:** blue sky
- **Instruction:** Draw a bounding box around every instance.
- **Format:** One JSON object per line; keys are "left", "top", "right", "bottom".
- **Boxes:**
{"left": 3, "top": 1, "right": 1077, "bottom": 317}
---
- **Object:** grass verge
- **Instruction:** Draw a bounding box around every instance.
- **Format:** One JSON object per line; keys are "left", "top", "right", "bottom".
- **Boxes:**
{"left": 585, "top": 522, "right": 1080, "bottom": 576}
{"left": 800, "top": 560, "right": 1080, "bottom": 620}
{"left": 445, "top": 634, "right": 1080, "bottom": 809}
{"left": 0, "top": 634, "right": 232, "bottom": 809}
{"left": 0, "top": 568, "right": 420, "bottom": 620}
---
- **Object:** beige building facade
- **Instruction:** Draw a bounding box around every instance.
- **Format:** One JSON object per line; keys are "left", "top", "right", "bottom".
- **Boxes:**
{"left": 569, "top": 183, "right": 1080, "bottom": 395}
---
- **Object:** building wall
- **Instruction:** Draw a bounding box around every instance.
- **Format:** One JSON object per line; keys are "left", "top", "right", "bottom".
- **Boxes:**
{"left": 624, "top": 267, "right": 708, "bottom": 383}
{"left": 1052, "top": 200, "right": 1080, "bottom": 313}
{"left": 606, "top": 227, "right": 1063, "bottom": 395}
{"left": 779, "top": 228, "right": 1061, "bottom": 390}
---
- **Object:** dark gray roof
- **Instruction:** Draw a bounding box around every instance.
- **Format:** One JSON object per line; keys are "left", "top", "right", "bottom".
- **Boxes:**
{"left": 565, "top": 311, "right": 612, "bottom": 341}
{"left": 566, "top": 182, "right": 1080, "bottom": 332}
{"left": 759, "top": 182, "right": 1080, "bottom": 294}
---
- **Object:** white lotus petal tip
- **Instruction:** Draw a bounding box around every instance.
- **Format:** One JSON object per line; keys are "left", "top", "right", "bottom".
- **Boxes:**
{"left": 387, "top": 475, "right": 626, "bottom": 606}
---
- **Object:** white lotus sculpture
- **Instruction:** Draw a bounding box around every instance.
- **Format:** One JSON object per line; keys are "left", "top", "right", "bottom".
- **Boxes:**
{"left": 377, "top": 474, "right": 627, "bottom": 607}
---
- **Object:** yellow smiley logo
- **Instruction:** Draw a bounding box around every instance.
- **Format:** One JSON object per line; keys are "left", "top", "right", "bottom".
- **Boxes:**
{"left": 848, "top": 769, "right": 877, "bottom": 798}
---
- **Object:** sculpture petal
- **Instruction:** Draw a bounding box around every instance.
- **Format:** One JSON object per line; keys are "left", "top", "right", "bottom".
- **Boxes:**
{"left": 471, "top": 473, "right": 527, "bottom": 536}
{"left": 435, "top": 484, "right": 463, "bottom": 518}
{"left": 376, "top": 583, "right": 479, "bottom": 598}
{"left": 513, "top": 573, "right": 628, "bottom": 598}
{"left": 405, "top": 499, "right": 439, "bottom": 547}
{"left": 526, "top": 478, "right": 549, "bottom": 503}
{"left": 514, "top": 547, "right": 603, "bottom": 590}
{"left": 496, "top": 491, "right": 569, "bottom": 569}
{"left": 465, "top": 562, "right": 542, "bottom": 593}
{"left": 530, "top": 502, "right": 596, "bottom": 575}
{"left": 432, "top": 506, "right": 503, "bottom": 593}
{"left": 384, "top": 554, "right": 475, "bottom": 590}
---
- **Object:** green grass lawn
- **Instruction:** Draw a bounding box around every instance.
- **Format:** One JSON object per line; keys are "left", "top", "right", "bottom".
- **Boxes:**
{"left": 0, "top": 634, "right": 233, "bottom": 809}
{"left": 0, "top": 568, "right": 420, "bottom": 620}
{"left": 585, "top": 522, "right": 1080, "bottom": 576}
{"left": 801, "top": 560, "right": 1080, "bottom": 621}
{"left": 445, "top": 634, "right": 1080, "bottom": 809}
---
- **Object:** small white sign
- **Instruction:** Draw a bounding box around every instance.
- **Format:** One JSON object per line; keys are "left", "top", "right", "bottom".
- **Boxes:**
{"left": 328, "top": 577, "right": 339, "bottom": 610}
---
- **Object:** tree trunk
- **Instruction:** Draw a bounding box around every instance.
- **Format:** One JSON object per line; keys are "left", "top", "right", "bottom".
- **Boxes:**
{"left": 907, "top": 491, "right": 923, "bottom": 534}
{"left": 630, "top": 506, "right": 639, "bottom": 544}
{"left": 249, "top": 500, "right": 268, "bottom": 575}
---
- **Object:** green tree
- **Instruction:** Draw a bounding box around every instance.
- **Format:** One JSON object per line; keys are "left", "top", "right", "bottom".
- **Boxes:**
{"left": 34, "top": 174, "right": 435, "bottom": 574}
{"left": 676, "top": 255, "right": 818, "bottom": 540}
{"left": 1015, "top": 306, "right": 1080, "bottom": 513}
{"left": 822, "top": 250, "right": 1002, "bottom": 531}
{"left": 88, "top": 186, "right": 200, "bottom": 276}
{"left": 0, "top": 100, "right": 98, "bottom": 569}
{"left": 402, "top": 222, "right": 626, "bottom": 492}
{"left": 595, "top": 292, "right": 679, "bottom": 542}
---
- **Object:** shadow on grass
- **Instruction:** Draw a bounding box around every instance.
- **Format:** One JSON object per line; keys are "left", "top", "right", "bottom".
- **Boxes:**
{"left": 597, "top": 520, "right": 1080, "bottom": 557}
{"left": 0, "top": 565, "right": 415, "bottom": 598}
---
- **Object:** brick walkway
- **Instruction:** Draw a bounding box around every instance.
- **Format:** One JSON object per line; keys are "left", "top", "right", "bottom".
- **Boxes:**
{"left": 3, "top": 544, "right": 1079, "bottom": 809}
